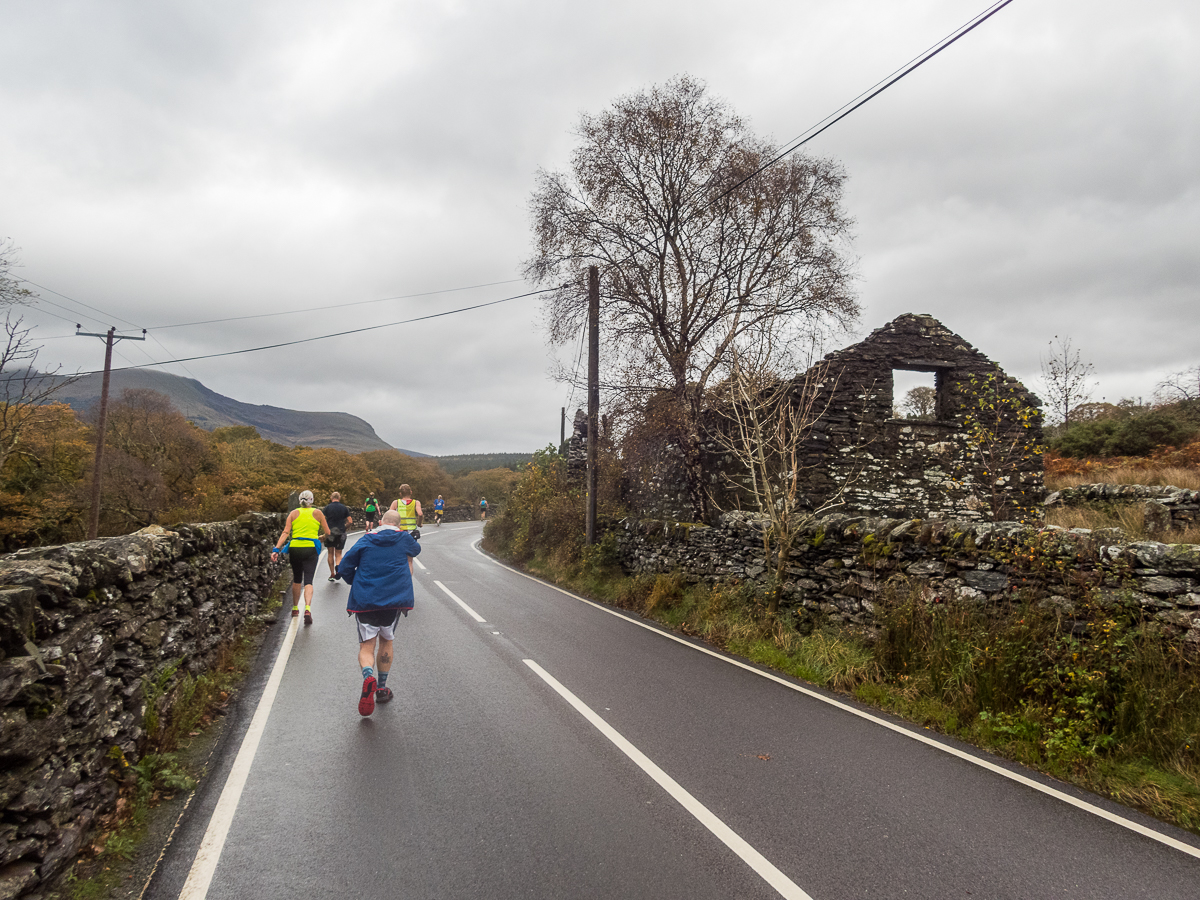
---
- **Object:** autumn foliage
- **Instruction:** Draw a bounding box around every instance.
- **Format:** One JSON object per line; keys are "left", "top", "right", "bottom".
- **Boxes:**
{"left": 0, "top": 389, "right": 510, "bottom": 550}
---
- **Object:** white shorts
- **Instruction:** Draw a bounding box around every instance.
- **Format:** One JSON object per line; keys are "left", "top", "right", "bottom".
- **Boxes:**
{"left": 355, "top": 609, "right": 404, "bottom": 642}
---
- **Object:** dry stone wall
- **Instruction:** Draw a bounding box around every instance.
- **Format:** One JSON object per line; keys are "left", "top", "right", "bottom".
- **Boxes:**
{"left": 613, "top": 513, "right": 1200, "bottom": 646}
{"left": 1045, "top": 483, "right": 1200, "bottom": 536}
{"left": 0, "top": 513, "right": 283, "bottom": 900}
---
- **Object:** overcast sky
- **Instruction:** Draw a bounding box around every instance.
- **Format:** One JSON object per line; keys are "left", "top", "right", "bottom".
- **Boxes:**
{"left": 2, "top": 0, "right": 1196, "bottom": 454}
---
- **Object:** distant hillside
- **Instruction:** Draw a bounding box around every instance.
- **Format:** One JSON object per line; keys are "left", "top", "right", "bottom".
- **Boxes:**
{"left": 435, "top": 452, "right": 533, "bottom": 475}
{"left": 45, "top": 369, "right": 425, "bottom": 457}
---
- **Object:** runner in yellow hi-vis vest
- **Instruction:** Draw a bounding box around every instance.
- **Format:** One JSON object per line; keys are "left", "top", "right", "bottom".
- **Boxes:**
{"left": 388, "top": 484, "right": 423, "bottom": 575}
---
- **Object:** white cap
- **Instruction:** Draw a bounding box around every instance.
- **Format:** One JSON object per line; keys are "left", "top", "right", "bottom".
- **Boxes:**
{"left": 299, "top": 490, "right": 314, "bottom": 504}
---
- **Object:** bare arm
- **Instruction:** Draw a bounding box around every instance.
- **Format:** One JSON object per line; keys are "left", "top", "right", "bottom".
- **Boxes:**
{"left": 273, "top": 510, "right": 299, "bottom": 552}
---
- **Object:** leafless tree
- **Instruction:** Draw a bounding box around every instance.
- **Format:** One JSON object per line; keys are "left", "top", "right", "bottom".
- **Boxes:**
{"left": 526, "top": 76, "right": 857, "bottom": 522}
{"left": 0, "top": 239, "right": 35, "bottom": 309}
{"left": 710, "top": 341, "right": 852, "bottom": 613}
{"left": 1155, "top": 365, "right": 1200, "bottom": 403}
{"left": 902, "top": 385, "right": 937, "bottom": 419}
{"left": 0, "top": 242, "right": 76, "bottom": 473}
{"left": 1039, "top": 335, "right": 1096, "bottom": 427}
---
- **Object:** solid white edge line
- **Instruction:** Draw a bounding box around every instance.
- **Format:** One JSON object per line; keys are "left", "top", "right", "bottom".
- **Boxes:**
{"left": 523, "top": 659, "right": 813, "bottom": 900}
{"left": 435, "top": 580, "right": 486, "bottom": 622}
{"left": 178, "top": 614, "right": 301, "bottom": 899}
{"left": 474, "top": 542, "right": 1200, "bottom": 861}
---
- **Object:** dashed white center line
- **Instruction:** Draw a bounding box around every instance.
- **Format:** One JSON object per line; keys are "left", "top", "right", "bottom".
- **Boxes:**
{"left": 524, "top": 659, "right": 814, "bottom": 900}
{"left": 414, "top": 557, "right": 427, "bottom": 571}
{"left": 435, "top": 580, "right": 485, "bottom": 622}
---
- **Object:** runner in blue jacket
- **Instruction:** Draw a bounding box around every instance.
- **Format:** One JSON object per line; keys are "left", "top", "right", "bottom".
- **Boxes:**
{"left": 336, "top": 509, "right": 421, "bottom": 716}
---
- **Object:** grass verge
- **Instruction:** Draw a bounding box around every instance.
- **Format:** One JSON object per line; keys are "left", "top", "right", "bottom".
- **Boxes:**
{"left": 503, "top": 547, "right": 1200, "bottom": 838}
{"left": 64, "top": 582, "right": 283, "bottom": 900}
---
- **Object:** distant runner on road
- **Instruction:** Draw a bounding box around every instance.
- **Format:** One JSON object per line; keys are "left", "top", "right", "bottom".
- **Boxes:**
{"left": 271, "top": 490, "right": 331, "bottom": 625}
{"left": 363, "top": 493, "right": 380, "bottom": 532}
{"left": 389, "top": 484, "right": 423, "bottom": 545}
{"left": 479, "top": 497, "right": 488, "bottom": 520}
{"left": 336, "top": 509, "right": 421, "bottom": 716}
{"left": 322, "top": 491, "right": 353, "bottom": 582}
{"left": 433, "top": 494, "right": 445, "bottom": 526}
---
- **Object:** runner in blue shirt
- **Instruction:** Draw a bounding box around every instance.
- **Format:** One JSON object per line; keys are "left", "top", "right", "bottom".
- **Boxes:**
{"left": 433, "top": 495, "right": 445, "bottom": 526}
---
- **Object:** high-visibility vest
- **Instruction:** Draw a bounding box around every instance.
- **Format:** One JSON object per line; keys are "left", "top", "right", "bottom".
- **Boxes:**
{"left": 396, "top": 498, "right": 418, "bottom": 531}
{"left": 291, "top": 507, "right": 321, "bottom": 546}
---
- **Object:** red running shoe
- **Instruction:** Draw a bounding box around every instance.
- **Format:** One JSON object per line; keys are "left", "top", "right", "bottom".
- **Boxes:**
{"left": 291, "top": 607, "right": 300, "bottom": 617}
{"left": 375, "top": 686, "right": 393, "bottom": 704}
{"left": 303, "top": 609, "right": 313, "bottom": 626}
{"left": 359, "top": 676, "right": 377, "bottom": 716}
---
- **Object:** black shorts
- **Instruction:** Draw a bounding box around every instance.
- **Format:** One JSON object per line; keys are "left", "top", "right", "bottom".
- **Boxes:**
{"left": 288, "top": 546, "right": 320, "bottom": 586}
{"left": 364, "top": 511, "right": 379, "bottom": 523}
{"left": 325, "top": 530, "right": 347, "bottom": 550}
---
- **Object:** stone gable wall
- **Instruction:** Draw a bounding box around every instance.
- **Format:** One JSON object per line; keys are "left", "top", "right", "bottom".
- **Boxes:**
{"left": 613, "top": 514, "right": 1200, "bottom": 646}
{"left": 0, "top": 514, "right": 283, "bottom": 899}
{"left": 621, "top": 314, "right": 1046, "bottom": 524}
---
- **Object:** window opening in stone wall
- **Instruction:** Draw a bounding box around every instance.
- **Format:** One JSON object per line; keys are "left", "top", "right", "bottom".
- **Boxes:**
{"left": 893, "top": 369, "right": 939, "bottom": 420}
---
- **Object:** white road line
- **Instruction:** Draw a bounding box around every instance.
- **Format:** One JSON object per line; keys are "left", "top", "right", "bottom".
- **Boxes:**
{"left": 414, "top": 557, "right": 427, "bottom": 571}
{"left": 476, "top": 543, "right": 1200, "bottom": 861}
{"left": 178, "top": 615, "right": 301, "bottom": 900}
{"left": 435, "top": 580, "right": 486, "bottom": 622}
{"left": 524, "top": 659, "right": 814, "bottom": 900}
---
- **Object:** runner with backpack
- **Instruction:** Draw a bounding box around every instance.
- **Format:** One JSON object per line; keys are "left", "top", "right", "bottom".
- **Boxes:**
{"left": 363, "top": 493, "right": 380, "bottom": 532}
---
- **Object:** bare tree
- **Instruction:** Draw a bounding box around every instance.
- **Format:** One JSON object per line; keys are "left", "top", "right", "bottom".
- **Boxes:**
{"left": 1155, "top": 365, "right": 1200, "bottom": 403}
{"left": 526, "top": 76, "right": 857, "bottom": 522}
{"left": 710, "top": 342, "right": 852, "bottom": 613}
{"left": 902, "top": 386, "right": 937, "bottom": 419}
{"left": 1039, "top": 336, "right": 1096, "bottom": 427}
{"left": 0, "top": 241, "right": 76, "bottom": 474}
{"left": 0, "top": 239, "right": 35, "bottom": 309}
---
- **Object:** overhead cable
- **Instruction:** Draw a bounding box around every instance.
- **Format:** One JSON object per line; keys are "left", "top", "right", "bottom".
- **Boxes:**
{"left": 706, "top": 0, "right": 1017, "bottom": 208}
{"left": 75, "top": 285, "right": 562, "bottom": 376}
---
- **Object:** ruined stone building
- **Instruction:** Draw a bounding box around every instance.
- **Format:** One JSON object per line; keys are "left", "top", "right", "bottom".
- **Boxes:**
{"left": 603, "top": 314, "right": 1045, "bottom": 523}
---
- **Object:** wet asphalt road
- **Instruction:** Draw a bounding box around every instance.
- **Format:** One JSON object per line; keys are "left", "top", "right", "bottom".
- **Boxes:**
{"left": 146, "top": 521, "right": 1200, "bottom": 900}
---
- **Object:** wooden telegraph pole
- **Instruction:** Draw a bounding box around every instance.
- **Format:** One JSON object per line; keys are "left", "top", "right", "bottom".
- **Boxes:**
{"left": 586, "top": 266, "right": 599, "bottom": 545}
{"left": 76, "top": 326, "right": 146, "bottom": 539}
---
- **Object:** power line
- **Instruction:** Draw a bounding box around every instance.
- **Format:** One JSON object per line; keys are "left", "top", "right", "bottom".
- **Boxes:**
{"left": 146, "top": 278, "right": 526, "bottom": 330}
{"left": 75, "top": 286, "right": 562, "bottom": 376}
{"left": 17, "top": 277, "right": 143, "bottom": 330}
{"left": 706, "top": 0, "right": 1017, "bottom": 208}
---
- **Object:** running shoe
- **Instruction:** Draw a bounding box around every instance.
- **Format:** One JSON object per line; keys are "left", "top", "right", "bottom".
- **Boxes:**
{"left": 375, "top": 686, "right": 393, "bottom": 704}
{"left": 303, "top": 609, "right": 313, "bottom": 626}
{"left": 328, "top": 576, "right": 337, "bottom": 582}
{"left": 291, "top": 607, "right": 300, "bottom": 618}
{"left": 359, "top": 675, "right": 377, "bottom": 716}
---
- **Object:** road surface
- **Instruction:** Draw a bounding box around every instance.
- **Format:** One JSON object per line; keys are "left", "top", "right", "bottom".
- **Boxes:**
{"left": 146, "top": 522, "right": 1200, "bottom": 899}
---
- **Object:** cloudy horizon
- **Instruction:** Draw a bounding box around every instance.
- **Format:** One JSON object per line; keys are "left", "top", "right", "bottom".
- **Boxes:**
{"left": 2, "top": 0, "right": 1196, "bottom": 454}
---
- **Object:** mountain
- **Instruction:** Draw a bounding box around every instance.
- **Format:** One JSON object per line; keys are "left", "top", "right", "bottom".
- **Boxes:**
{"left": 45, "top": 369, "right": 424, "bottom": 456}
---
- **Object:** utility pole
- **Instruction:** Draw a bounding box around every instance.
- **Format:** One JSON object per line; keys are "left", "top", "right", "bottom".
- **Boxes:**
{"left": 76, "top": 326, "right": 146, "bottom": 539}
{"left": 560, "top": 406, "right": 566, "bottom": 455}
{"left": 586, "top": 266, "right": 599, "bottom": 545}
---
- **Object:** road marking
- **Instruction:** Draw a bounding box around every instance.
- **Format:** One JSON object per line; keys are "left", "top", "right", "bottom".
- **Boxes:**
{"left": 435, "top": 580, "right": 486, "bottom": 622}
{"left": 414, "top": 557, "right": 427, "bottom": 571}
{"left": 178, "top": 615, "right": 301, "bottom": 899}
{"left": 524, "top": 659, "right": 814, "bottom": 900}
{"left": 476, "top": 543, "right": 1200, "bottom": 861}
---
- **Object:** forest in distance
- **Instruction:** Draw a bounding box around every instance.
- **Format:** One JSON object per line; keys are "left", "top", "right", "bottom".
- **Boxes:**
{"left": 0, "top": 387, "right": 524, "bottom": 551}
